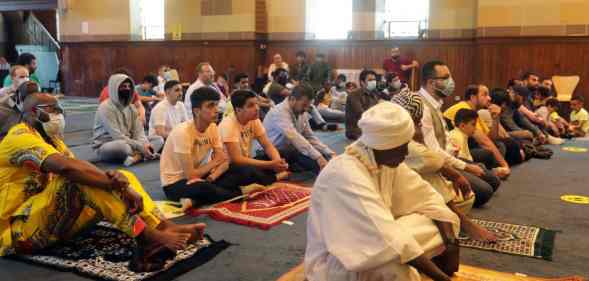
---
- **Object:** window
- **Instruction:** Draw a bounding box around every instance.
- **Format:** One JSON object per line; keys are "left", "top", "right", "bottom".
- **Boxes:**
{"left": 384, "top": 0, "right": 428, "bottom": 38}
{"left": 306, "top": 0, "right": 352, "bottom": 40}
{"left": 138, "top": 0, "right": 164, "bottom": 40}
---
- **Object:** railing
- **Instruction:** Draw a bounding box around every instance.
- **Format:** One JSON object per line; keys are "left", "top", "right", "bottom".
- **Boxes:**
{"left": 24, "top": 13, "right": 60, "bottom": 52}
{"left": 384, "top": 19, "right": 428, "bottom": 39}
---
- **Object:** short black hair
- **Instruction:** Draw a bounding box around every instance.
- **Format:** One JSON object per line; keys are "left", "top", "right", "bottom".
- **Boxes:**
{"left": 295, "top": 51, "right": 306, "bottom": 58}
{"left": 142, "top": 74, "right": 158, "bottom": 86}
{"left": 359, "top": 69, "right": 377, "bottom": 82}
{"left": 290, "top": 84, "right": 315, "bottom": 101}
{"left": 545, "top": 98, "right": 560, "bottom": 108}
{"left": 16, "top": 53, "right": 36, "bottom": 66}
{"left": 522, "top": 71, "right": 539, "bottom": 80}
{"left": 231, "top": 90, "right": 257, "bottom": 109}
{"left": 572, "top": 96, "right": 585, "bottom": 103}
{"left": 233, "top": 72, "right": 248, "bottom": 84}
{"left": 164, "top": 80, "right": 181, "bottom": 91}
{"left": 420, "top": 60, "right": 446, "bottom": 86}
{"left": 191, "top": 87, "right": 220, "bottom": 109}
{"left": 490, "top": 88, "right": 510, "bottom": 106}
{"left": 336, "top": 74, "right": 347, "bottom": 82}
{"left": 454, "top": 108, "right": 478, "bottom": 126}
{"left": 538, "top": 86, "right": 552, "bottom": 98}
{"left": 464, "top": 84, "right": 480, "bottom": 100}
{"left": 272, "top": 67, "right": 288, "bottom": 78}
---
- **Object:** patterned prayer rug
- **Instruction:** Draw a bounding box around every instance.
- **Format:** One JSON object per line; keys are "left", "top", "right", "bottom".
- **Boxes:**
{"left": 12, "top": 223, "right": 231, "bottom": 281}
{"left": 458, "top": 219, "right": 557, "bottom": 260}
{"left": 154, "top": 200, "right": 185, "bottom": 219}
{"left": 188, "top": 182, "right": 312, "bottom": 230}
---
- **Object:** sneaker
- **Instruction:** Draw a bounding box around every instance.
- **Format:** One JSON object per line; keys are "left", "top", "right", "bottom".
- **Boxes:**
{"left": 123, "top": 154, "right": 142, "bottom": 167}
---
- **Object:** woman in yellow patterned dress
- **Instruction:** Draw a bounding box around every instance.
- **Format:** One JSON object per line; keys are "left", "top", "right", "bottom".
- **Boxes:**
{"left": 0, "top": 93, "right": 205, "bottom": 272}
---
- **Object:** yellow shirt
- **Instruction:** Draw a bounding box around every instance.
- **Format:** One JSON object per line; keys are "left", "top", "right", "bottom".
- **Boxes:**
{"left": 570, "top": 108, "right": 589, "bottom": 134}
{"left": 549, "top": 111, "right": 561, "bottom": 123}
{"left": 0, "top": 123, "right": 72, "bottom": 255}
{"left": 443, "top": 101, "right": 490, "bottom": 135}
{"left": 448, "top": 128, "right": 473, "bottom": 161}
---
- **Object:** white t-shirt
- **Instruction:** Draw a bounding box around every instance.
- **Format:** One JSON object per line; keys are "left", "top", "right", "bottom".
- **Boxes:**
{"left": 219, "top": 114, "right": 266, "bottom": 158}
{"left": 148, "top": 99, "right": 188, "bottom": 138}
{"left": 160, "top": 121, "right": 222, "bottom": 186}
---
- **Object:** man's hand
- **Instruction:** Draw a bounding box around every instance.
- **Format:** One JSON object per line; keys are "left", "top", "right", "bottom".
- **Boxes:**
{"left": 465, "top": 163, "right": 484, "bottom": 177}
{"left": 452, "top": 174, "right": 472, "bottom": 197}
{"left": 317, "top": 157, "right": 328, "bottom": 170}
{"left": 106, "top": 170, "right": 129, "bottom": 191}
{"left": 122, "top": 187, "right": 144, "bottom": 215}
{"left": 142, "top": 143, "right": 155, "bottom": 159}
{"left": 270, "top": 159, "right": 289, "bottom": 172}
{"left": 488, "top": 104, "right": 502, "bottom": 119}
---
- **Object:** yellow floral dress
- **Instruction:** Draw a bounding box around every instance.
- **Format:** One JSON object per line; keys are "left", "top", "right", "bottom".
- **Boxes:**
{"left": 0, "top": 123, "right": 162, "bottom": 256}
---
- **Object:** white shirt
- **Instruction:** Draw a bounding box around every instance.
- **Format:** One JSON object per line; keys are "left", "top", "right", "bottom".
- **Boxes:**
{"left": 305, "top": 154, "right": 459, "bottom": 281}
{"left": 418, "top": 88, "right": 466, "bottom": 170}
{"left": 184, "top": 79, "right": 226, "bottom": 118}
{"left": 148, "top": 99, "right": 188, "bottom": 138}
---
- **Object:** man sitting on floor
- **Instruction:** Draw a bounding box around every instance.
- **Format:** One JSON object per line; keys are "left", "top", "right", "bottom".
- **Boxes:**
{"left": 148, "top": 80, "right": 188, "bottom": 140}
{"left": 0, "top": 92, "right": 205, "bottom": 272}
{"left": 98, "top": 68, "right": 146, "bottom": 125}
{"left": 263, "top": 85, "right": 336, "bottom": 175}
{"left": 161, "top": 87, "right": 270, "bottom": 210}
{"left": 220, "top": 90, "right": 289, "bottom": 186}
{"left": 345, "top": 69, "right": 382, "bottom": 140}
{"left": 393, "top": 91, "right": 497, "bottom": 243}
{"left": 305, "top": 102, "right": 460, "bottom": 281}
{"left": 93, "top": 74, "right": 164, "bottom": 166}
{"left": 443, "top": 84, "right": 510, "bottom": 178}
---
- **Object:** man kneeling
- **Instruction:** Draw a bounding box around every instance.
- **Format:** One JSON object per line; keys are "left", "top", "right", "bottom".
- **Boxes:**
{"left": 161, "top": 87, "right": 269, "bottom": 209}
{"left": 305, "top": 102, "right": 460, "bottom": 281}
{"left": 0, "top": 93, "right": 204, "bottom": 272}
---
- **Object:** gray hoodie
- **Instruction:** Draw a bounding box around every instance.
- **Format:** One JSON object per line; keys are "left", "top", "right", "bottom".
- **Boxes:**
{"left": 92, "top": 74, "right": 148, "bottom": 152}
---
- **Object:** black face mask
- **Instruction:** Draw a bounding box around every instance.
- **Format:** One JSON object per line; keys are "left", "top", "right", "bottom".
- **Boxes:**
{"left": 118, "top": 89, "right": 132, "bottom": 105}
{"left": 277, "top": 75, "right": 289, "bottom": 86}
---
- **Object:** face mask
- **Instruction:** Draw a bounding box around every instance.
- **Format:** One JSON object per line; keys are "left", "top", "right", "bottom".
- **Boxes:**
{"left": 433, "top": 77, "right": 455, "bottom": 97}
{"left": 391, "top": 81, "right": 402, "bottom": 90}
{"left": 14, "top": 77, "right": 29, "bottom": 88}
{"left": 286, "top": 83, "right": 295, "bottom": 90}
{"left": 366, "top": 80, "right": 377, "bottom": 91}
{"left": 338, "top": 82, "right": 345, "bottom": 88}
{"left": 118, "top": 89, "right": 132, "bottom": 105}
{"left": 42, "top": 113, "right": 65, "bottom": 138}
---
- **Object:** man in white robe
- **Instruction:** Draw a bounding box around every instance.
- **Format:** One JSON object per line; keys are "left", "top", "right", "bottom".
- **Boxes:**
{"left": 305, "top": 102, "right": 461, "bottom": 281}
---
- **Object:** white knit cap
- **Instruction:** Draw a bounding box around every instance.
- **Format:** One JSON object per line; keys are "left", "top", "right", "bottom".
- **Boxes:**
{"left": 358, "top": 102, "right": 415, "bottom": 150}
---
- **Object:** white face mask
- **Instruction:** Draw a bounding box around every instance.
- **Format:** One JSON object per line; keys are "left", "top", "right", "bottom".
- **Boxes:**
{"left": 366, "top": 80, "right": 377, "bottom": 91}
{"left": 14, "top": 77, "right": 29, "bottom": 88}
{"left": 43, "top": 113, "right": 65, "bottom": 138}
{"left": 391, "top": 80, "right": 402, "bottom": 90}
{"left": 338, "top": 82, "right": 345, "bottom": 88}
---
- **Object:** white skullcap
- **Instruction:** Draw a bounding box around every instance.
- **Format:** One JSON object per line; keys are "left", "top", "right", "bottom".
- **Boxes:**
{"left": 358, "top": 102, "right": 415, "bottom": 150}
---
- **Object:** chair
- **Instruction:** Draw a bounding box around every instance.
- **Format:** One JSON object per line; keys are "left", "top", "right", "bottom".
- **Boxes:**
{"left": 552, "top": 75, "right": 580, "bottom": 102}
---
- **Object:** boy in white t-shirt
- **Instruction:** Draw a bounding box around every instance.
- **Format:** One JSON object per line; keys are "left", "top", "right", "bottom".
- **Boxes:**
{"left": 160, "top": 87, "right": 265, "bottom": 209}
{"left": 149, "top": 80, "right": 188, "bottom": 139}
{"left": 219, "top": 90, "right": 289, "bottom": 185}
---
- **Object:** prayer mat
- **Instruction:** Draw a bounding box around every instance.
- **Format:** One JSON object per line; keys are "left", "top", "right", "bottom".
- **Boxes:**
{"left": 562, "top": 146, "right": 588, "bottom": 153}
{"left": 11, "top": 223, "right": 231, "bottom": 281}
{"left": 458, "top": 219, "right": 557, "bottom": 260}
{"left": 188, "top": 182, "right": 312, "bottom": 230}
{"left": 154, "top": 200, "right": 185, "bottom": 219}
{"left": 276, "top": 263, "right": 586, "bottom": 281}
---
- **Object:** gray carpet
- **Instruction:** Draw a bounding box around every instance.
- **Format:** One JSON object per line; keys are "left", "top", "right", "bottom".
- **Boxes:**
{"left": 1, "top": 109, "right": 588, "bottom": 280}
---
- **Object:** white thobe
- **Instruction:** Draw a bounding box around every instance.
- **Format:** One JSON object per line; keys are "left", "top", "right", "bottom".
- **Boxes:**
{"left": 305, "top": 154, "right": 460, "bottom": 281}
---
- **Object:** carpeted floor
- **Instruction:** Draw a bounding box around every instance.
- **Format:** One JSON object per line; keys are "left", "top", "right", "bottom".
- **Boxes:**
{"left": 1, "top": 110, "right": 588, "bottom": 280}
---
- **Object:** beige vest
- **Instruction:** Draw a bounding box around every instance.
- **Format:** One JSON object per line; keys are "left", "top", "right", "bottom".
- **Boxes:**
{"left": 422, "top": 97, "right": 448, "bottom": 149}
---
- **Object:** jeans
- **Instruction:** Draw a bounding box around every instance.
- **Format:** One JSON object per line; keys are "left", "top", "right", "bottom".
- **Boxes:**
{"left": 96, "top": 136, "right": 164, "bottom": 163}
{"left": 317, "top": 106, "right": 345, "bottom": 123}
{"left": 460, "top": 161, "right": 501, "bottom": 208}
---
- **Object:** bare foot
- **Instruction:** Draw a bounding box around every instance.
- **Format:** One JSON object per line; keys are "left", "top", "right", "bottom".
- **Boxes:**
{"left": 159, "top": 220, "right": 206, "bottom": 243}
{"left": 143, "top": 227, "right": 191, "bottom": 251}
{"left": 276, "top": 171, "right": 290, "bottom": 181}
{"left": 464, "top": 220, "right": 497, "bottom": 243}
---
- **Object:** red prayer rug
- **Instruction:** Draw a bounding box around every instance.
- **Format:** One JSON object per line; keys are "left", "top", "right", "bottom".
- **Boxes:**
{"left": 188, "top": 182, "right": 312, "bottom": 230}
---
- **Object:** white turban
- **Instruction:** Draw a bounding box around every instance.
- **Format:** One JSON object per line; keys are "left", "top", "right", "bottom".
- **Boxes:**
{"left": 358, "top": 102, "right": 415, "bottom": 150}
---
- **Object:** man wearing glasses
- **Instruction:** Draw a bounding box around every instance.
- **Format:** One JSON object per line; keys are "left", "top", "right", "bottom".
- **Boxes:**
{"left": 148, "top": 80, "right": 189, "bottom": 140}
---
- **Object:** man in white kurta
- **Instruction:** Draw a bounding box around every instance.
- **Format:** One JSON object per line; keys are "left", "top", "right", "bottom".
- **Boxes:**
{"left": 305, "top": 102, "right": 461, "bottom": 281}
